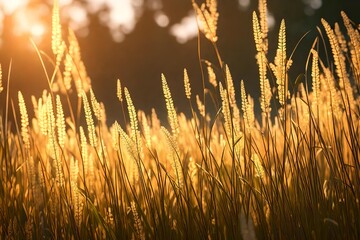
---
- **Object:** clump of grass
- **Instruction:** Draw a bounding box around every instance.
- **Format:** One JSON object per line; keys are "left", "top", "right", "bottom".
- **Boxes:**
{"left": 0, "top": 0, "right": 359, "bottom": 239}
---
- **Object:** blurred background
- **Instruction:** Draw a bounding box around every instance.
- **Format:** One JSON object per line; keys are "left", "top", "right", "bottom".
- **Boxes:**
{"left": 0, "top": 0, "right": 359, "bottom": 123}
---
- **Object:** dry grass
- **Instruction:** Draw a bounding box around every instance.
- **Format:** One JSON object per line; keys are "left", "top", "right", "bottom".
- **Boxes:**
{"left": 0, "top": 0, "right": 359, "bottom": 239}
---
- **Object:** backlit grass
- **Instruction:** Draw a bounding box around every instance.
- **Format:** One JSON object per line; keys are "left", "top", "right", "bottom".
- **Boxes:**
{"left": 0, "top": 0, "right": 359, "bottom": 239}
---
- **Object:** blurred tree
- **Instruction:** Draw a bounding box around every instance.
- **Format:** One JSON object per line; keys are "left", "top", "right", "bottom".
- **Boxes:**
{"left": 0, "top": 0, "right": 359, "bottom": 121}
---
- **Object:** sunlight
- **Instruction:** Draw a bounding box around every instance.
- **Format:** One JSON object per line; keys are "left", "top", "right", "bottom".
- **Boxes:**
{"left": 12, "top": 5, "right": 49, "bottom": 43}
{"left": 0, "top": 1, "right": 359, "bottom": 239}
{"left": 0, "top": 1, "right": 49, "bottom": 45}
{"left": 29, "top": 23, "right": 46, "bottom": 38}
{"left": 170, "top": 11, "right": 198, "bottom": 44}
{"left": 88, "top": 0, "right": 144, "bottom": 42}
{"left": 0, "top": 0, "right": 144, "bottom": 44}
{"left": 0, "top": 0, "right": 28, "bottom": 14}
{"left": 63, "top": 2, "right": 89, "bottom": 36}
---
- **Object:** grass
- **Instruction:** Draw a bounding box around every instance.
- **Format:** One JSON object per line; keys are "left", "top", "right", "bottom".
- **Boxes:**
{"left": 0, "top": 0, "right": 359, "bottom": 239}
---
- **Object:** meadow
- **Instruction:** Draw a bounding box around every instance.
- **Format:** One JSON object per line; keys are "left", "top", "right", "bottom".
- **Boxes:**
{"left": 0, "top": 0, "right": 359, "bottom": 239}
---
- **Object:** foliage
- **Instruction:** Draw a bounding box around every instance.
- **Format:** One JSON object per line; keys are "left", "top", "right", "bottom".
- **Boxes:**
{"left": 0, "top": 0, "right": 359, "bottom": 239}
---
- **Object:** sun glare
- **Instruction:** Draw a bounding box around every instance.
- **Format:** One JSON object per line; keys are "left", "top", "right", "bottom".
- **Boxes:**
{"left": 0, "top": 0, "right": 198, "bottom": 44}
{"left": 30, "top": 23, "right": 46, "bottom": 38}
{"left": 0, "top": 1, "right": 49, "bottom": 45}
{"left": 12, "top": 6, "right": 48, "bottom": 43}
{"left": 0, "top": 0, "right": 359, "bottom": 239}
{"left": 0, "top": 0, "right": 28, "bottom": 15}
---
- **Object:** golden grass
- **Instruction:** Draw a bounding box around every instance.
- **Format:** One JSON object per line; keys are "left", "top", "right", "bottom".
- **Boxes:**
{"left": 0, "top": 0, "right": 359, "bottom": 239}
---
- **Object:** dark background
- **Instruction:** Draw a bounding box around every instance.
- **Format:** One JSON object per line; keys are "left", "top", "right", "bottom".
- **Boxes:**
{"left": 1, "top": 0, "right": 359, "bottom": 124}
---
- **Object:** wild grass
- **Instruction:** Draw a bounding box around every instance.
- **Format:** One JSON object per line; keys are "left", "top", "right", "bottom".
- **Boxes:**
{"left": 0, "top": 0, "right": 359, "bottom": 239}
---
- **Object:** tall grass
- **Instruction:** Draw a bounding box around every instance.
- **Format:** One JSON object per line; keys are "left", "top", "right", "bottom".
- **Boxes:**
{"left": 0, "top": 0, "right": 359, "bottom": 239}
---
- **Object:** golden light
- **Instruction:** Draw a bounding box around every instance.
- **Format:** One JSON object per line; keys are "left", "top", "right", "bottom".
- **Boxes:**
{"left": 0, "top": 0, "right": 28, "bottom": 15}
{"left": 12, "top": 6, "right": 49, "bottom": 43}
{"left": 29, "top": 22, "right": 46, "bottom": 39}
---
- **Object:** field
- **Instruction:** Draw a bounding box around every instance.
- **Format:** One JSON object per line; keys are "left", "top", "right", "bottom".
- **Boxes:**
{"left": 0, "top": 0, "right": 359, "bottom": 239}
